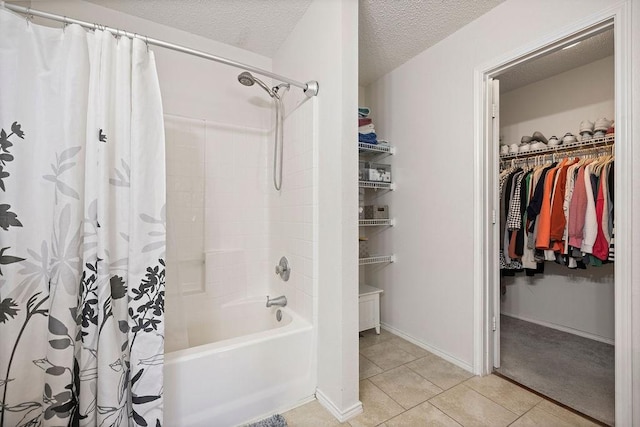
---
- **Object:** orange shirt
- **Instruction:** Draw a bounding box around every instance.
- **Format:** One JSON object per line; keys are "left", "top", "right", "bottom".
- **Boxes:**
{"left": 535, "top": 160, "right": 566, "bottom": 249}
{"left": 549, "top": 159, "right": 579, "bottom": 243}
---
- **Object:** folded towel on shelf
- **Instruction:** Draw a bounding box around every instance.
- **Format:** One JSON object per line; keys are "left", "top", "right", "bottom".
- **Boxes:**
{"left": 359, "top": 132, "right": 377, "bottom": 144}
{"left": 359, "top": 118, "right": 372, "bottom": 127}
{"left": 358, "top": 107, "right": 370, "bottom": 118}
{"left": 359, "top": 124, "right": 375, "bottom": 133}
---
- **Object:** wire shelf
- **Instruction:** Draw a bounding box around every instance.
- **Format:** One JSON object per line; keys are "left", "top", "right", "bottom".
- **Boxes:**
{"left": 359, "top": 141, "right": 395, "bottom": 154}
{"left": 499, "top": 134, "right": 614, "bottom": 160}
{"left": 359, "top": 255, "right": 396, "bottom": 265}
{"left": 359, "top": 181, "right": 395, "bottom": 190}
{"left": 359, "top": 219, "right": 395, "bottom": 227}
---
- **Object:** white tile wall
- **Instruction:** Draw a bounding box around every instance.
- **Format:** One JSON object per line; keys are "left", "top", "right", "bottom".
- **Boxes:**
{"left": 269, "top": 99, "right": 316, "bottom": 323}
{"left": 205, "top": 121, "right": 271, "bottom": 298}
{"left": 165, "top": 100, "right": 317, "bottom": 329}
{"left": 165, "top": 115, "right": 206, "bottom": 296}
{"left": 205, "top": 250, "right": 247, "bottom": 300}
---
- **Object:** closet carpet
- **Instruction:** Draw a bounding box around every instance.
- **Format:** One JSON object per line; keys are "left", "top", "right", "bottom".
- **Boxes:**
{"left": 497, "top": 315, "right": 614, "bottom": 426}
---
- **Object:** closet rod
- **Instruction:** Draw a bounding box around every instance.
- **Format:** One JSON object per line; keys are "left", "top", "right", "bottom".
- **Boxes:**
{"left": 2, "top": 2, "right": 319, "bottom": 97}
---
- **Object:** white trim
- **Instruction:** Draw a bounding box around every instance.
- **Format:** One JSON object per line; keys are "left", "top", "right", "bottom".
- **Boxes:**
{"left": 315, "top": 389, "right": 363, "bottom": 422}
{"left": 474, "top": 4, "right": 622, "bottom": 76}
{"left": 381, "top": 323, "right": 474, "bottom": 373}
{"left": 472, "top": 3, "right": 633, "bottom": 425}
{"left": 501, "top": 313, "right": 615, "bottom": 346}
{"left": 612, "top": 2, "right": 633, "bottom": 425}
{"left": 472, "top": 67, "right": 487, "bottom": 376}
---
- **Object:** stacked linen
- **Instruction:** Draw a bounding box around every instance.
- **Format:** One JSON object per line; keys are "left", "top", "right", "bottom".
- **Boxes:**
{"left": 358, "top": 107, "right": 377, "bottom": 144}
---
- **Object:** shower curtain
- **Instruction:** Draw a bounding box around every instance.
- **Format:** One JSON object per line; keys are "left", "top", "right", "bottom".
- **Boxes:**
{"left": 0, "top": 9, "right": 165, "bottom": 427}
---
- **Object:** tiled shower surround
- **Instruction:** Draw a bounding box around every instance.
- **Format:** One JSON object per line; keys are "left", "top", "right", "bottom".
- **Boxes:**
{"left": 268, "top": 99, "right": 316, "bottom": 323}
{"left": 165, "top": 99, "right": 316, "bottom": 351}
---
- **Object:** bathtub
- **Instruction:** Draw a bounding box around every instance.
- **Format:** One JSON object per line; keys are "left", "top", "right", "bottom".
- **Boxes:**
{"left": 164, "top": 297, "right": 315, "bottom": 426}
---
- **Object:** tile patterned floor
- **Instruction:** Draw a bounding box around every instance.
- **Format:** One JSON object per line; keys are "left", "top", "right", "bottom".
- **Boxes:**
{"left": 283, "top": 329, "right": 600, "bottom": 427}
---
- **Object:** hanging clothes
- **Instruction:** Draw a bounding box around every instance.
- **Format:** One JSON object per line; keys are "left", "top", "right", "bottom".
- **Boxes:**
{"left": 499, "top": 148, "right": 614, "bottom": 277}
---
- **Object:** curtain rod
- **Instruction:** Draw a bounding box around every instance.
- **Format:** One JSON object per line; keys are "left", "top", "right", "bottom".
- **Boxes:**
{"left": 2, "top": 3, "right": 319, "bottom": 98}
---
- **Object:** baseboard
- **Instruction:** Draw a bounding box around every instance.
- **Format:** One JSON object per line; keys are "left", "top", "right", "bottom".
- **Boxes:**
{"left": 315, "top": 389, "right": 363, "bottom": 422}
{"left": 380, "top": 322, "right": 474, "bottom": 372}
{"left": 501, "top": 313, "right": 615, "bottom": 346}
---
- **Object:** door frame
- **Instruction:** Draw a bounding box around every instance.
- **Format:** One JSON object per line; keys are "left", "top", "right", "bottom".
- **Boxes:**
{"left": 472, "top": 3, "right": 633, "bottom": 425}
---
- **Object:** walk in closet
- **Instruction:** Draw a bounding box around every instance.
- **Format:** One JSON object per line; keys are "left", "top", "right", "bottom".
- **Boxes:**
{"left": 495, "top": 28, "right": 615, "bottom": 426}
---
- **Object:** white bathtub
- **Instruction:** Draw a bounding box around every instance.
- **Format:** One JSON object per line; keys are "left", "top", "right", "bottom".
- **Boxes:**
{"left": 164, "top": 297, "right": 315, "bottom": 427}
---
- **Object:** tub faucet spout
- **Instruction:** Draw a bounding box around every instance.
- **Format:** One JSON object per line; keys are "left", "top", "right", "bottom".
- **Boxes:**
{"left": 266, "top": 295, "right": 287, "bottom": 308}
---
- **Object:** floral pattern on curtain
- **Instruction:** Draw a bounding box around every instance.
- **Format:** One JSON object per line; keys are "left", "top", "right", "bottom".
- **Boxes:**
{"left": 0, "top": 8, "right": 166, "bottom": 427}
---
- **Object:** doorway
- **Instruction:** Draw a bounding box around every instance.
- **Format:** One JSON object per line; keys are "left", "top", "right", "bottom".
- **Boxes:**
{"left": 495, "top": 26, "right": 614, "bottom": 425}
{"left": 473, "top": 5, "right": 633, "bottom": 426}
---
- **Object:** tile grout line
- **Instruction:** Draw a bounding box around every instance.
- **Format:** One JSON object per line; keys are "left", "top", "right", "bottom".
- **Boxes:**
{"left": 360, "top": 377, "right": 409, "bottom": 423}
{"left": 459, "top": 383, "right": 520, "bottom": 417}
{"left": 359, "top": 351, "right": 384, "bottom": 373}
{"left": 354, "top": 334, "right": 604, "bottom": 427}
{"left": 427, "top": 397, "right": 469, "bottom": 427}
{"left": 359, "top": 334, "right": 565, "bottom": 427}
{"left": 359, "top": 352, "right": 446, "bottom": 425}
{"left": 460, "top": 378, "right": 535, "bottom": 416}
{"left": 424, "top": 382, "right": 520, "bottom": 427}
{"left": 506, "top": 405, "right": 534, "bottom": 426}
{"left": 375, "top": 360, "right": 446, "bottom": 410}
{"left": 532, "top": 401, "right": 605, "bottom": 427}
{"left": 404, "top": 359, "right": 467, "bottom": 392}
{"left": 493, "top": 371, "right": 609, "bottom": 426}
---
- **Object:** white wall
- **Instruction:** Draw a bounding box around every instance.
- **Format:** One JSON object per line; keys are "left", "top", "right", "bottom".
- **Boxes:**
{"left": 365, "top": 0, "right": 639, "bottom": 377}
{"left": 499, "top": 57, "right": 615, "bottom": 343}
{"left": 500, "top": 56, "right": 615, "bottom": 146}
{"left": 358, "top": 85, "right": 367, "bottom": 106}
{"left": 273, "top": 0, "right": 360, "bottom": 419}
{"left": 501, "top": 264, "right": 614, "bottom": 342}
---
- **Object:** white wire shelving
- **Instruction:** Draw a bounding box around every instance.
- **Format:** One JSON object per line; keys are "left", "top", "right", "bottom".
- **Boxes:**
{"left": 358, "top": 141, "right": 396, "bottom": 157}
{"left": 359, "top": 181, "right": 396, "bottom": 190}
{"left": 359, "top": 219, "right": 395, "bottom": 227}
{"left": 359, "top": 255, "right": 396, "bottom": 266}
{"left": 358, "top": 141, "right": 396, "bottom": 267}
{"left": 499, "top": 133, "right": 614, "bottom": 160}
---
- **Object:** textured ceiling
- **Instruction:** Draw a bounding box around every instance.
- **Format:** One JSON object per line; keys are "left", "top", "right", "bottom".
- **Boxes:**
{"left": 498, "top": 29, "right": 614, "bottom": 93}
{"left": 15, "top": 1, "right": 613, "bottom": 90}
{"left": 358, "top": 0, "right": 506, "bottom": 85}
{"left": 84, "top": 0, "right": 314, "bottom": 57}
{"left": 83, "top": 0, "right": 506, "bottom": 86}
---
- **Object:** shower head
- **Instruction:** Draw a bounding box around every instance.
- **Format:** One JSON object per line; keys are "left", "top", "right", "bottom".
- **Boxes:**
{"left": 237, "top": 71, "right": 276, "bottom": 98}
{"left": 238, "top": 71, "right": 255, "bottom": 87}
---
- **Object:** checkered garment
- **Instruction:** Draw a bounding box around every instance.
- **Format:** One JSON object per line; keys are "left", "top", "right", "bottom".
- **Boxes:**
{"left": 507, "top": 171, "right": 525, "bottom": 230}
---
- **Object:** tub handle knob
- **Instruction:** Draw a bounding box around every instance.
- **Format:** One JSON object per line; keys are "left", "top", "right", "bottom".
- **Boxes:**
{"left": 275, "top": 256, "right": 290, "bottom": 281}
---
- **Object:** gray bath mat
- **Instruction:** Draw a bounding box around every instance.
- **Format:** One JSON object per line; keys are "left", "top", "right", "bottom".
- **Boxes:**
{"left": 246, "top": 414, "right": 287, "bottom": 427}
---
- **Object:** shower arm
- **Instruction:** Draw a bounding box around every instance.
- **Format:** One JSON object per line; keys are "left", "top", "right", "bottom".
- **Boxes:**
{"left": 3, "top": 3, "right": 319, "bottom": 97}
